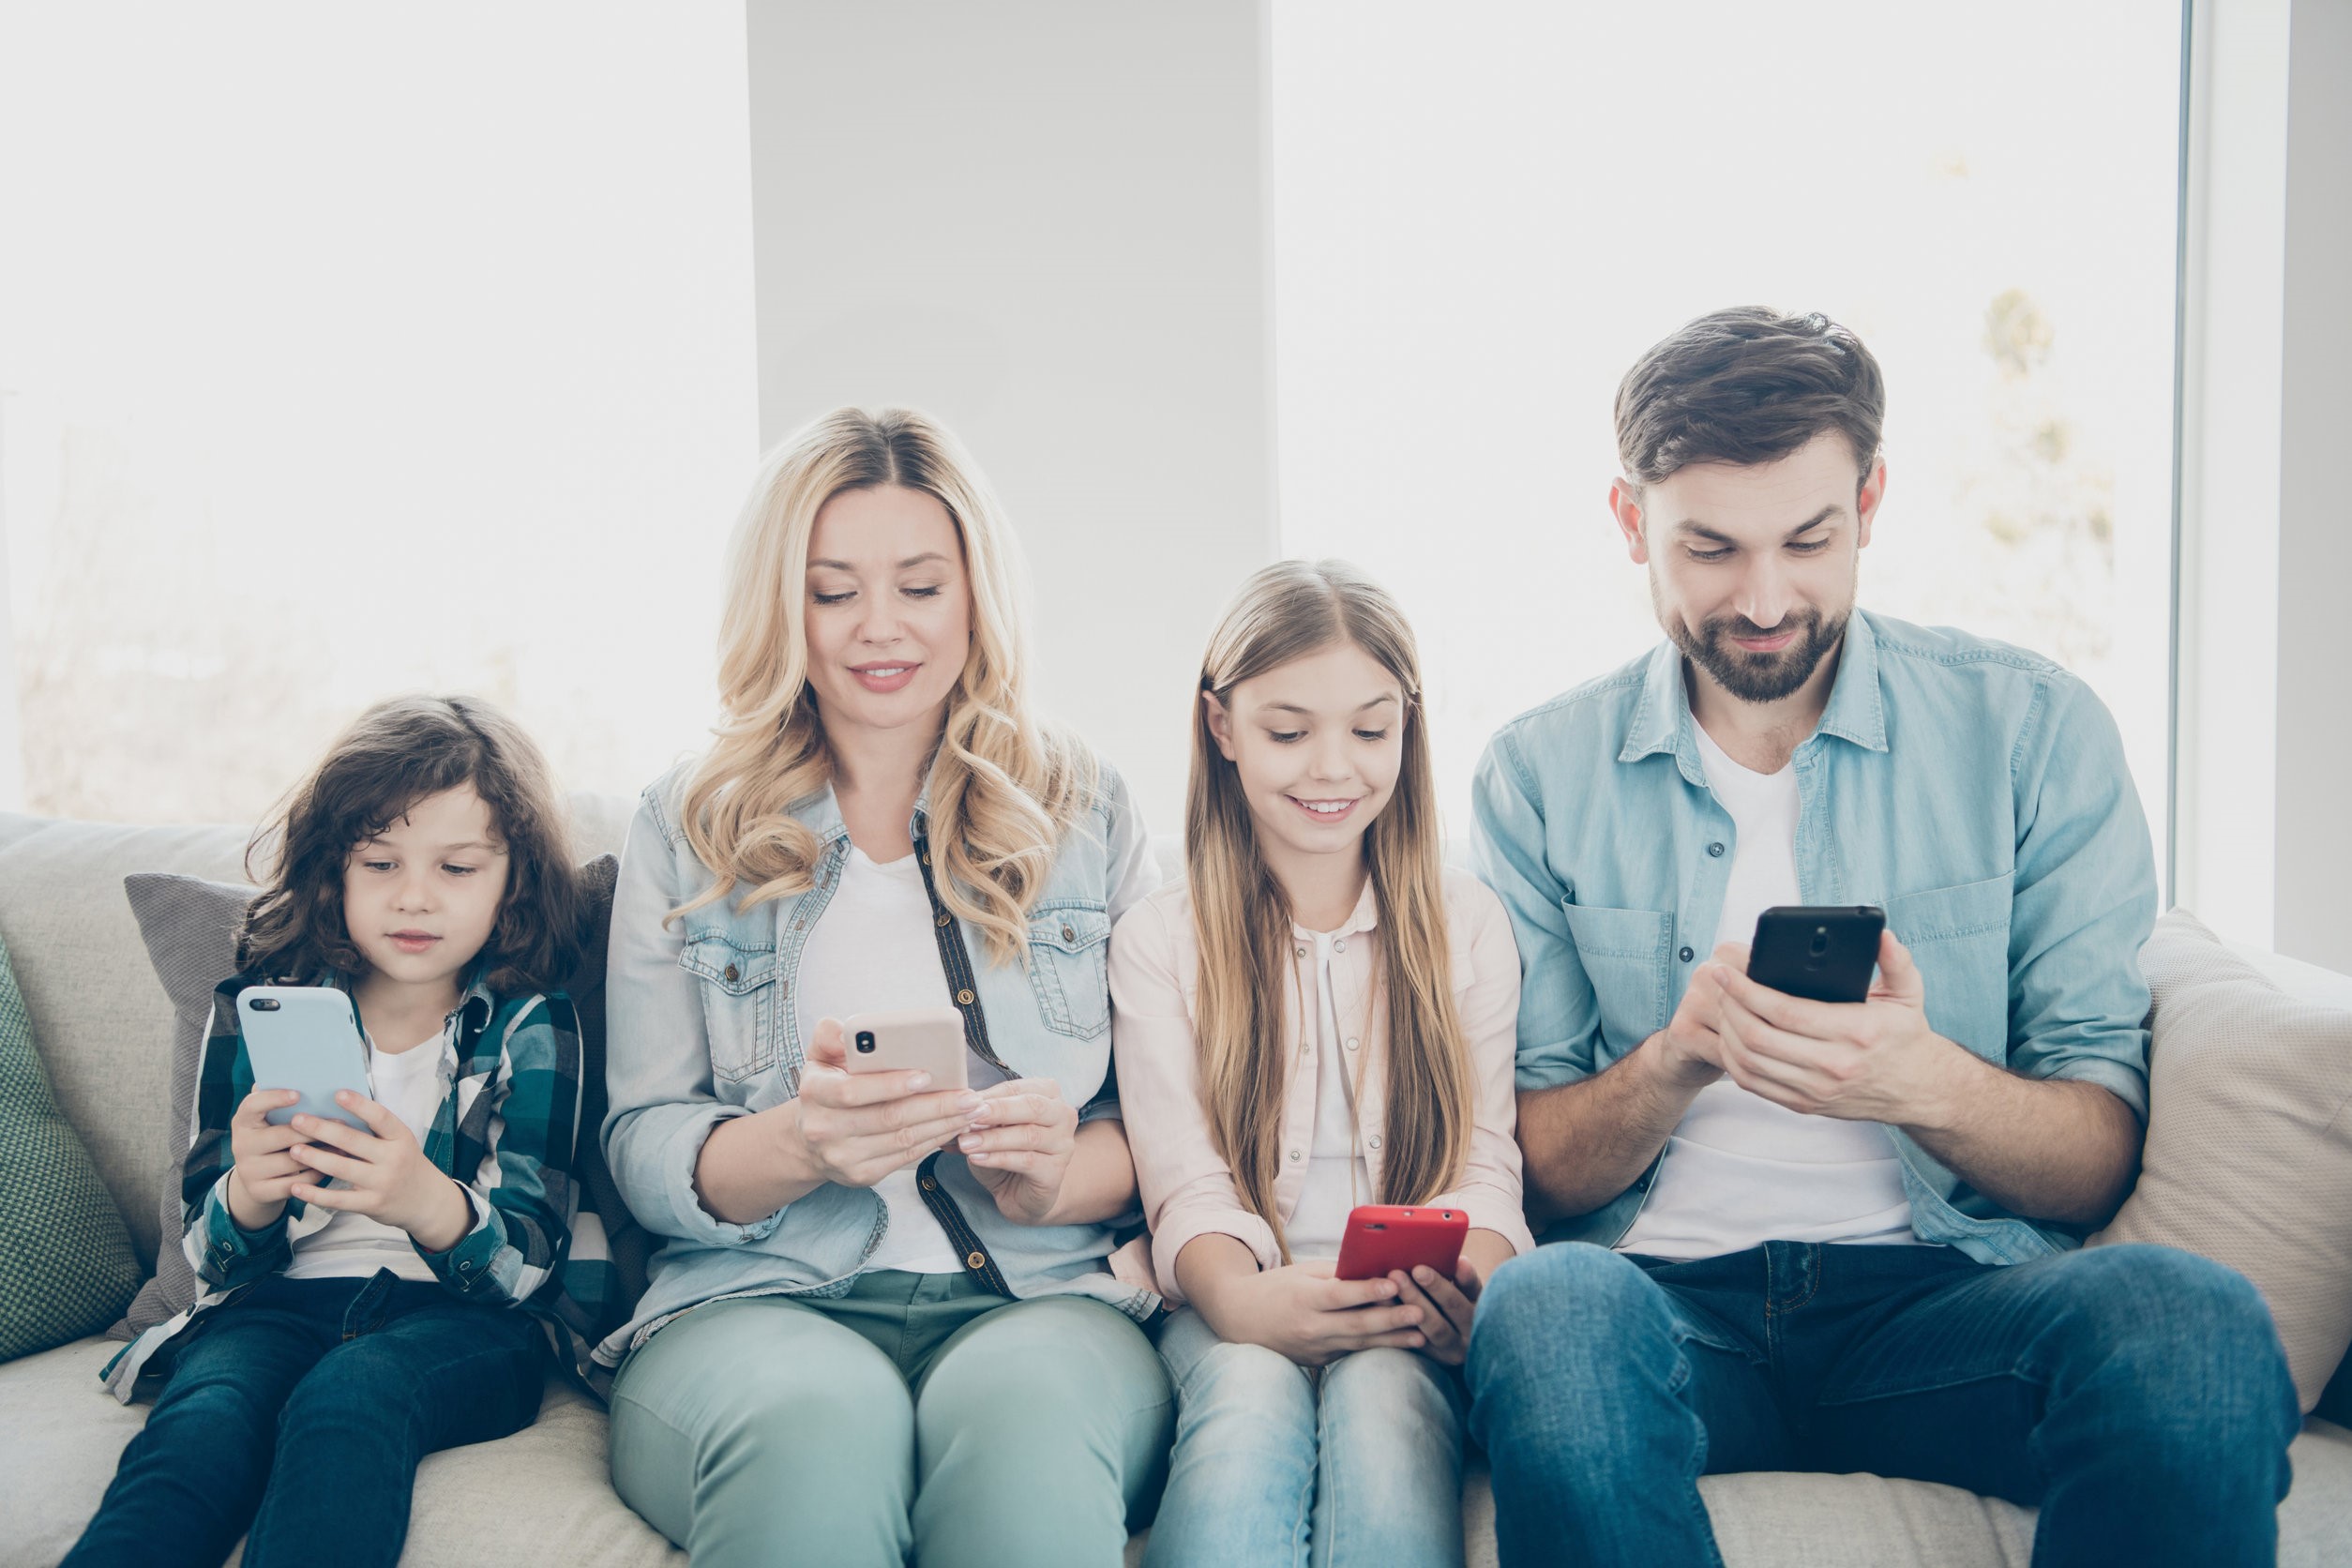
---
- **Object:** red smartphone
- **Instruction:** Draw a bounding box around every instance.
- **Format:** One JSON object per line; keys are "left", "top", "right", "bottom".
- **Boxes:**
{"left": 1334, "top": 1204, "right": 1469, "bottom": 1282}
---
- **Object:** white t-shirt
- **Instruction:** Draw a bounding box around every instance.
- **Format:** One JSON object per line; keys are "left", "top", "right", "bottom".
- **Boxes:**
{"left": 283, "top": 1028, "right": 453, "bottom": 1281}
{"left": 1614, "top": 721, "right": 1919, "bottom": 1260}
{"left": 793, "top": 844, "right": 1001, "bottom": 1274}
{"left": 1283, "top": 929, "right": 1376, "bottom": 1260}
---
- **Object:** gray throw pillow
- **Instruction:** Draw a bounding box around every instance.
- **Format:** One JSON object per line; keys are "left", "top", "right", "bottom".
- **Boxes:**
{"left": 108, "top": 855, "right": 641, "bottom": 1342}
{"left": 2088, "top": 909, "right": 2352, "bottom": 1411}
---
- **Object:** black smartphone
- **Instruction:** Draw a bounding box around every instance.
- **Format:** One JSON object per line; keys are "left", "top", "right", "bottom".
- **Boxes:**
{"left": 1746, "top": 906, "right": 1886, "bottom": 1003}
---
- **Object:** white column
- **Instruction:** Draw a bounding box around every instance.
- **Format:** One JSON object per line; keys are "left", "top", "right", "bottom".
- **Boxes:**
{"left": 741, "top": 0, "right": 1276, "bottom": 832}
{"left": 2270, "top": 0, "right": 2352, "bottom": 973}
{"left": 2175, "top": 0, "right": 2288, "bottom": 950}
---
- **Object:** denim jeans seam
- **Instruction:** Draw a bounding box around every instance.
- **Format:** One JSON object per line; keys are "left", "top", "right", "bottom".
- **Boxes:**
{"left": 1814, "top": 1357, "right": 2047, "bottom": 1408}
{"left": 1677, "top": 1352, "right": 1732, "bottom": 1568}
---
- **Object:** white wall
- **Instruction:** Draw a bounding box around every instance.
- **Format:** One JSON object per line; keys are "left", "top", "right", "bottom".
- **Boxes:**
{"left": 2272, "top": 0, "right": 2352, "bottom": 974}
{"left": 2177, "top": 0, "right": 2352, "bottom": 972}
{"left": 0, "top": 394, "right": 20, "bottom": 811}
{"left": 742, "top": 0, "right": 1275, "bottom": 832}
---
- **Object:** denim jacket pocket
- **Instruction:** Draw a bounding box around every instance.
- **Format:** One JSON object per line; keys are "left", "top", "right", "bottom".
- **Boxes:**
{"left": 678, "top": 934, "right": 780, "bottom": 1083}
{"left": 1560, "top": 901, "right": 1673, "bottom": 1053}
{"left": 1025, "top": 903, "right": 1112, "bottom": 1040}
{"left": 1883, "top": 872, "right": 2013, "bottom": 1062}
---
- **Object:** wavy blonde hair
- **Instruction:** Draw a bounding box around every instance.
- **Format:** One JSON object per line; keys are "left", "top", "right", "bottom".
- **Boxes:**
{"left": 671, "top": 407, "right": 1095, "bottom": 965}
{"left": 1187, "top": 559, "right": 1472, "bottom": 1259}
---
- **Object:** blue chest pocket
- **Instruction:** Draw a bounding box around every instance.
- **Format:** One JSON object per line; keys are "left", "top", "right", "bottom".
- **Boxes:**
{"left": 1560, "top": 901, "right": 1674, "bottom": 1055}
{"left": 679, "top": 934, "right": 781, "bottom": 1083}
{"left": 1025, "top": 904, "right": 1112, "bottom": 1040}
{"left": 1884, "top": 873, "right": 2013, "bottom": 1061}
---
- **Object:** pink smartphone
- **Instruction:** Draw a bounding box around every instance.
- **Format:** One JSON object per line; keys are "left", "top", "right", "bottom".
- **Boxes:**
{"left": 838, "top": 1006, "right": 970, "bottom": 1093}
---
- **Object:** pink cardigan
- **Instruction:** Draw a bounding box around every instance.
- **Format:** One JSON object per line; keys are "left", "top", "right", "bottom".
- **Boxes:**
{"left": 1108, "top": 867, "right": 1534, "bottom": 1304}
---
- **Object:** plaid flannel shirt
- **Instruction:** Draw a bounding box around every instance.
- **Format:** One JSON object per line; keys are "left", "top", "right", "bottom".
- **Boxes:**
{"left": 103, "top": 968, "right": 621, "bottom": 1401}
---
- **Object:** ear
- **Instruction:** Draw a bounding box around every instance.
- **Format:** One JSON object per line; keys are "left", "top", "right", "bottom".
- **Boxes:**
{"left": 1855, "top": 457, "right": 1888, "bottom": 550}
{"left": 1608, "top": 479, "right": 1650, "bottom": 565}
{"left": 1200, "top": 689, "right": 1239, "bottom": 763}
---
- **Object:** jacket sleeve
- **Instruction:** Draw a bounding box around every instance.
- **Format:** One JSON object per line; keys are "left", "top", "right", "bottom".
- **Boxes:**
{"left": 418, "top": 994, "right": 582, "bottom": 1307}
{"left": 600, "top": 790, "right": 789, "bottom": 1246}
{"left": 1108, "top": 896, "right": 1281, "bottom": 1303}
{"left": 1470, "top": 730, "right": 1608, "bottom": 1090}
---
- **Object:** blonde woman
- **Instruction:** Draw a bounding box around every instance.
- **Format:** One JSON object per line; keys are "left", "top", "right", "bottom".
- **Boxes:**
{"left": 597, "top": 409, "right": 1170, "bottom": 1568}
{"left": 1111, "top": 560, "right": 1532, "bottom": 1568}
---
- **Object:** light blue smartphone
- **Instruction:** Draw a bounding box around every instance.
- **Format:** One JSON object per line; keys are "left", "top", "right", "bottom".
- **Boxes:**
{"left": 235, "top": 986, "right": 373, "bottom": 1132}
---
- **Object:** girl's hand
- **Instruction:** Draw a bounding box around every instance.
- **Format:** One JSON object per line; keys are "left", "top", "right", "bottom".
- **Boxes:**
{"left": 225, "top": 1087, "right": 311, "bottom": 1229}
{"left": 1388, "top": 1256, "right": 1484, "bottom": 1365}
{"left": 959, "top": 1078, "right": 1078, "bottom": 1225}
{"left": 1214, "top": 1260, "right": 1428, "bottom": 1368}
{"left": 790, "top": 1019, "right": 988, "bottom": 1189}
{"left": 286, "top": 1093, "right": 475, "bottom": 1253}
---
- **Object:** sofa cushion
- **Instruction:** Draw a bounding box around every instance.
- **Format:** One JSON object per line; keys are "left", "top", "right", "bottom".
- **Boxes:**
{"left": 2089, "top": 909, "right": 2352, "bottom": 1410}
{"left": 0, "top": 931, "right": 143, "bottom": 1359}
{"left": 107, "top": 855, "right": 647, "bottom": 1346}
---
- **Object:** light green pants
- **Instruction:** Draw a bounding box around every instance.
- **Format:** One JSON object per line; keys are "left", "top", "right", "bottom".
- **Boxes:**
{"left": 608, "top": 1271, "right": 1173, "bottom": 1568}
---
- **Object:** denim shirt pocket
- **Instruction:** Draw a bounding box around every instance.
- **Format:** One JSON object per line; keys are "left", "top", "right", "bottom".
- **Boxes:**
{"left": 1883, "top": 872, "right": 2013, "bottom": 1062}
{"left": 678, "top": 933, "right": 781, "bottom": 1083}
{"left": 1024, "top": 902, "right": 1112, "bottom": 1040}
{"left": 1560, "top": 901, "right": 1673, "bottom": 1054}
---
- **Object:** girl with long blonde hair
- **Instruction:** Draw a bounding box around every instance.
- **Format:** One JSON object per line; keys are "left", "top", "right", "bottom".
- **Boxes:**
{"left": 599, "top": 408, "right": 1169, "bottom": 1568}
{"left": 1110, "top": 559, "right": 1532, "bottom": 1568}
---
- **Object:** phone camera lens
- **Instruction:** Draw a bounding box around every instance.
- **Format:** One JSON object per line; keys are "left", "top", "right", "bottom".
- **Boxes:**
{"left": 854, "top": 1031, "right": 877, "bottom": 1054}
{"left": 1809, "top": 927, "right": 1831, "bottom": 956}
{"left": 249, "top": 997, "right": 281, "bottom": 1012}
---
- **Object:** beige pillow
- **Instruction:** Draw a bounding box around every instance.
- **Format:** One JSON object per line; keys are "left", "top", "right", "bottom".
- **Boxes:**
{"left": 2089, "top": 910, "right": 2352, "bottom": 1411}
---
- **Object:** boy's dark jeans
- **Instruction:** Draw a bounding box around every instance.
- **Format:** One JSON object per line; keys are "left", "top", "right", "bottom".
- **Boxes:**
{"left": 68, "top": 1270, "right": 547, "bottom": 1568}
{"left": 1467, "top": 1240, "right": 2300, "bottom": 1568}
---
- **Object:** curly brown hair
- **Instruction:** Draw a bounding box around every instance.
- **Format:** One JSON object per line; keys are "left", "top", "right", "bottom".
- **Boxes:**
{"left": 238, "top": 695, "right": 584, "bottom": 996}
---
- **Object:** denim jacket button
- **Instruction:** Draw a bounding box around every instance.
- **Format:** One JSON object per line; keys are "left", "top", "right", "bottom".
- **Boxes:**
{"left": 1708, "top": 841, "right": 1726, "bottom": 857}
{"left": 1680, "top": 946, "right": 1696, "bottom": 963}
{"left": 722, "top": 964, "right": 739, "bottom": 983}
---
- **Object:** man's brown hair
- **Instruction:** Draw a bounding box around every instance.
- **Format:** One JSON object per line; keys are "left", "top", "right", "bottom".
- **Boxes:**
{"left": 1614, "top": 308, "right": 1886, "bottom": 488}
{"left": 239, "top": 694, "right": 583, "bottom": 996}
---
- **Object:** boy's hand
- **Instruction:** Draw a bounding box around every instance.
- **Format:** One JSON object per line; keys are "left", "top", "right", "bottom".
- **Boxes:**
{"left": 225, "top": 1087, "right": 312, "bottom": 1230}
{"left": 287, "top": 1092, "right": 475, "bottom": 1253}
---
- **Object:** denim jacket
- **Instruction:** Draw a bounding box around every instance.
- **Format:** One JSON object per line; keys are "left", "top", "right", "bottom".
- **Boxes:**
{"left": 596, "top": 756, "right": 1160, "bottom": 1374}
{"left": 1471, "top": 610, "right": 2157, "bottom": 1267}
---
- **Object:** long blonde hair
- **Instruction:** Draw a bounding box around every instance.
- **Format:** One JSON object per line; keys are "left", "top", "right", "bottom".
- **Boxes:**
{"left": 1187, "top": 560, "right": 1472, "bottom": 1258}
{"left": 671, "top": 407, "right": 1095, "bottom": 964}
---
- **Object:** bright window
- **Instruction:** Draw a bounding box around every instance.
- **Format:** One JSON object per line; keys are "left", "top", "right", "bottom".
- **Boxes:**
{"left": 0, "top": 5, "right": 758, "bottom": 823}
{"left": 1274, "top": 1, "right": 2184, "bottom": 863}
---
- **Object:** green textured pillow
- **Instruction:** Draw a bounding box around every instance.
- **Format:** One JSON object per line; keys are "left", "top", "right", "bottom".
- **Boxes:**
{"left": 0, "top": 928, "right": 142, "bottom": 1360}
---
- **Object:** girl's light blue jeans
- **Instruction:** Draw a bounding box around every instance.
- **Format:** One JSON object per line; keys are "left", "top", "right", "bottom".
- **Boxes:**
{"left": 1143, "top": 1305, "right": 1470, "bottom": 1568}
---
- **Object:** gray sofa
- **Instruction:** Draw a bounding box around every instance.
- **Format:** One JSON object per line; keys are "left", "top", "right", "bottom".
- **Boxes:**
{"left": 4, "top": 800, "right": 2348, "bottom": 1568}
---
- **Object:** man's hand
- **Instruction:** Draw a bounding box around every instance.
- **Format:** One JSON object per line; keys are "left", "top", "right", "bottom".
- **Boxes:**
{"left": 286, "top": 1092, "right": 475, "bottom": 1253}
{"left": 1651, "top": 941, "right": 1749, "bottom": 1090}
{"left": 1711, "top": 929, "right": 1971, "bottom": 1127}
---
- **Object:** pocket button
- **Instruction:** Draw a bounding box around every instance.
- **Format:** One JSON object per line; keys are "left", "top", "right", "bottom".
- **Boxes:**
{"left": 722, "top": 963, "right": 739, "bottom": 983}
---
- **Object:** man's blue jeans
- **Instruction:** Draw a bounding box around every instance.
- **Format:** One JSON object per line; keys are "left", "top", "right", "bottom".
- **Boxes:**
{"left": 67, "top": 1271, "right": 547, "bottom": 1568}
{"left": 1466, "top": 1241, "right": 2299, "bottom": 1568}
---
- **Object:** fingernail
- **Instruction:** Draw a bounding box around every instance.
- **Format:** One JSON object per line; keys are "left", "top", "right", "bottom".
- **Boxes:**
{"left": 955, "top": 1093, "right": 984, "bottom": 1112}
{"left": 957, "top": 1134, "right": 981, "bottom": 1152}
{"left": 909, "top": 1073, "right": 931, "bottom": 1091}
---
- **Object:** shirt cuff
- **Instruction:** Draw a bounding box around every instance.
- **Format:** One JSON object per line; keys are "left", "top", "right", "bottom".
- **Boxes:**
{"left": 1428, "top": 1182, "right": 1536, "bottom": 1259}
{"left": 415, "top": 1184, "right": 506, "bottom": 1298}
{"left": 1150, "top": 1207, "right": 1281, "bottom": 1304}
{"left": 656, "top": 1105, "right": 791, "bottom": 1246}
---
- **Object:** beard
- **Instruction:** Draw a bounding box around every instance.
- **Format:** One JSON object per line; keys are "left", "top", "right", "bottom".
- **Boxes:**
{"left": 1658, "top": 593, "right": 1849, "bottom": 704}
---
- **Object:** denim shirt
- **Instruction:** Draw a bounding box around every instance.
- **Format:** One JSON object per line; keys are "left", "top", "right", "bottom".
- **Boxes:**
{"left": 1470, "top": 610, "right": 2156, "bottom": 1267}
{"left": 597, "top": 756, "right": 1160, "bottom": 1373}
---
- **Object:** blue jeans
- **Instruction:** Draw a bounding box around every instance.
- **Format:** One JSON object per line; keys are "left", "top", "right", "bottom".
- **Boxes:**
{"left": 1144, "top": 1306, "right": 1470, "bottom": 1568}
{"left": 1465, "top": 1241, "right": 2299, "bottom": 1568}
{"left": 67, "top": 1271, "right": 548, "bottom": 1568}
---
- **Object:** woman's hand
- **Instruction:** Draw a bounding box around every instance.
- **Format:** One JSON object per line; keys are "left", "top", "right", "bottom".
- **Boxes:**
{"left": 285, "top": 1092, "right": 475, "bottom": 1252}
{"left": 1203, "top": 1259, "right": 1429, "bottom": 1368}
{"left": 959, "top": 1078, "right": 1079, "bottom": 1224}
{"left": 224, "top": 1087, "right": 310, "bottom": 1230}
{"left": 791, "top": 1018, "right": 988, "bottom": 1189}
{"left": 1387, "top": 1257, "right": 1484, "bottom": 1365}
